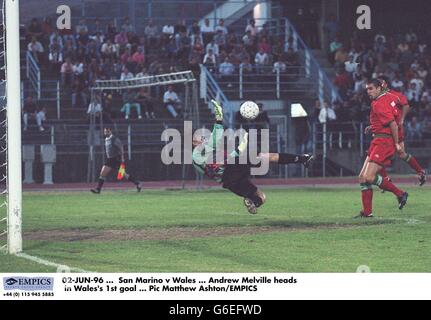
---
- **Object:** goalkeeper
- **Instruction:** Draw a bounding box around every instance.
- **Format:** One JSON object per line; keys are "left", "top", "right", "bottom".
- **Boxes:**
{"left": 91, "top": 127, "right": 142, "bottom": 194}
{"left": 192, "top": 100, "right": 313, "bottom": 214}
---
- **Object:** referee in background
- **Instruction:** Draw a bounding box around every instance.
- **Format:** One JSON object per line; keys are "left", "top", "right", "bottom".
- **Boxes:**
{"left": 91, "top": 127, "right": 142, "bottom": 194}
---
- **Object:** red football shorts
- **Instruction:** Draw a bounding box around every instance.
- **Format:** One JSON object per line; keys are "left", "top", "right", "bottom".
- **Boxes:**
{"left": 368, "top": 137, "right": 395, "bottom": 167}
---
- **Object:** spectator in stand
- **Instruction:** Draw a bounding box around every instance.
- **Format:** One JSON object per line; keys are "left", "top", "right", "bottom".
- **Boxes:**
{"left": 333, "top": 69, "right": 351, "bottom": 99}
{"left": 191, "top": 37, "right": 205, "bottom": 57}
{"left": 120, "top": 67, "right": 134, "bottom": 81}
{"left": 144, "top": 19, "right": 158, "bottom": 48}
{"left": 245, "top": 19, "right": 258, "bottom": 37}
{"left": 87, "top": 94, "right": 103, "bottom": 121}
{"left": 101, "top": 39, "right": 118, "bottom": 58}
{"left": 215, "top": 19, "right": 228, "bottom": 35}
{"left": 121, "top": 17, "right": 134, "bottom": 33}
{"left": 163, "top": 85, "right": 182, "bottom": 118}
{"left": 329, "top": 36, "right": 343, "bottom": 64}
{"left": 189, "top": 20, "right": 203, "bottom": 45}
{"left": 63, "top": 39, "right": 76, "bottom": 60}
{"left": 60, "top": 57, "right": 74, "bottom": 87}
{"left": 200, "top": 18, "right": 214, "bottom": 46}
{"left": 136, "top": 87, "right": 156, "bottom": 119}
{"left": 49, "top": 30, "right": 63, "bottom": 51}
{"left": 90, "top": 18, "right": 104, "bottom": 36}
{"left": 406, "top": 116, "right": 423, "bottom": 141}
{"left": 115, "top": 31, "right": 129, "bottom": 48}
{"left": 48, "top": 42, "right": 63, "bottom": 73}
{"left": 405, "top": 82, "right": 420, "bottom": 106}
{"left": 27, "top": 36, "right": 44, "bottom": 64}
{"left": 206, "top": 38, "right": 219, "bottom": 57}
{"left": 71, "top": 78, "right": 88, "bottom": 108}
{"left": 242, "top": 30, "right": 255, "bottom": 54}
{"left": 203, "top": 49, "right": 217, "bottom": 72}
{"left": 345, "top": 55, "right": 359, "bottom": 74}
{"left": 177, "top": 31, "right": 191, "bottom": 63}
{"left": 254, "top": 48, "right": 269, "bottom": 74}
{"left": 76, "top": 19, "right": 89, "bottom": 36}
{"left": 257, "top": 36, "right": 272, "bottom": 55}
{"left": 334, "top": 46, "right": 349, "bottom": 67}
{"left": 219, "top": 57, "right": 235, "bottom": 87}
{"left": 214, "top": 29, "right": 227, "bottom": 52}
{"left": 72, "top": 58, "right": 85, "bottom": 80}
{"left": 132, "top": 47, "right": 145, "bottom": 67}
{"left": 121, "top": 89, "right": 142, "bottom": 120}
{"left": 391, "top": 74, "right": 404, "bottom": 91}
{"left": 23, "top": 96, "right": 44, "bottom": 132}
{"left": 318, "top": 101, "right": 337, "bottom": 124}
{"left": 284, "top": 36, "right": 298, "bottom": 54}
{"left": 36, "top": 106, "right": 47, "bottom": 132}
{"left": 106, "top": 21, "right": 117, "bottom": 42}
{"left": 162, "top": 22, "right": 175, "bottom": 45}
{"left": 27, "top": 18, "right": 43, "bottom": 41}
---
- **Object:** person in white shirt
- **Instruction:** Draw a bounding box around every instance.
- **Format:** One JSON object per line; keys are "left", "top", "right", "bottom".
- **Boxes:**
{"left": 27, "top": 37, "right": 44, "bottom": 63}
{"left": 215, "top": 19, "right": 228, "bottom": 35}
{"left": 318, "top": 102, "right": 337, "bottom": 124}
{"left": 254, "top": 48, "right": 269, "bottom": 73}
{"left": 391, "top": 77, "right": 404, "bottom": 91}
{"left": 203, "top": 49, "right": 217, "bottom": 72}
{"left": 87, "top": 95, "right": 102, "bottom": 118}
{"left": 344, "top": 55, "right": 358, "bottom": 73}
{"left": 410, "top": 75, "right": 423, "bottom": 95}
{"left": 200, "top": 18, "right": 214, "bottom": 45}
{"left": 162, "top": 24, "right": 175, "bottom": 44}
{"left": 163, "top": 85, "right": 182, "bottom": 118}
{"left": 120, "top": 68, "right": 134, "bottom": 81}
{"left": 101, "top": 39, "right": 118, "bottom": 58}
{"left": 245, "top": 19, "right": 258, "bottom": 37}
{"left": 206, "top": 39, "right": 219, "bottom": 56}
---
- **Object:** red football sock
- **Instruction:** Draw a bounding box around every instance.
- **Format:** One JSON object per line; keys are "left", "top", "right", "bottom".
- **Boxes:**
{"left": 407, "top": 156, "right": 424, "bottom": 174}
{"left": 361, "top": 189, "right": 373, "bottom": 215}
{"left": 379, "top": 178, "right": 404, "bottom": 198}
{"left": 380, "top": 168, "right": 389, "bottom": 180}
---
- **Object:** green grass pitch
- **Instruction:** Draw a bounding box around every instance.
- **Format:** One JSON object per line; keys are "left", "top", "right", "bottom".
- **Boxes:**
{"left": 1, "top": 186, "right": 430, "bottom": 272}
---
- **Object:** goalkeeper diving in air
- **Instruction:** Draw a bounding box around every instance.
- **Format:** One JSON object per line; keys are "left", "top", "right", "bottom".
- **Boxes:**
{"left": 192, "top": 100, "right": 314, "bottom": 214}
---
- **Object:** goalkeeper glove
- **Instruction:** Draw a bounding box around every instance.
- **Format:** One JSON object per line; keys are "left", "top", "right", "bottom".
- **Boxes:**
{"left": 211, "top": 99, "right": 223, "bottom": 121}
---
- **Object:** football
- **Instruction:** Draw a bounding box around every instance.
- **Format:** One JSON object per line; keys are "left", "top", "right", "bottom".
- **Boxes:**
{"left": 239, "top": 101, "right": 260, "bottom": 120}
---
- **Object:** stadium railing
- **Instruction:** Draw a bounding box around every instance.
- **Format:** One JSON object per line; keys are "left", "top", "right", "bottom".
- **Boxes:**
{"left": 283, "top": 18, "right": 342, "bottom": 105}
{"left": 200, "top": 63, "right": 234, "bottom": 126}
{"left": 26, "top": 51, "right": 40, "bottom": 100}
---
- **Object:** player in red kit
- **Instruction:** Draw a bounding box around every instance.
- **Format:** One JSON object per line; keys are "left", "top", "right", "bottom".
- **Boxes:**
{"left": 377, "top": 76, "right": 426, "bottom": 186}
{"left": 357, "top": 79, "right": 408, "bottom": 218}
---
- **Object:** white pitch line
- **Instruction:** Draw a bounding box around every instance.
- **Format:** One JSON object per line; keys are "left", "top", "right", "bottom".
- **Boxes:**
{"left": 16, "top": 252, "right": 93, "bottom": 273}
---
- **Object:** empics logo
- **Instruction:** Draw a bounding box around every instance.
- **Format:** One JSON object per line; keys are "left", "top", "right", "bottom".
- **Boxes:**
{"left": 5, "top": 278, "right": 18, "bottom": 286}
{"left": 3, "top": 277, "right": 54, "bottom": 291}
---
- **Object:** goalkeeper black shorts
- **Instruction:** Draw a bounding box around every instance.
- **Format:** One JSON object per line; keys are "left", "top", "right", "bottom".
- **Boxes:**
{"left": 222, "top": 164, "right": 257, "bottom": 198}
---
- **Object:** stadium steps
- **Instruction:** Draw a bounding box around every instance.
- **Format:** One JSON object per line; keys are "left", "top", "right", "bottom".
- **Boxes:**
{"left": 310, "top": 49, "right": 336, "bottom": 80}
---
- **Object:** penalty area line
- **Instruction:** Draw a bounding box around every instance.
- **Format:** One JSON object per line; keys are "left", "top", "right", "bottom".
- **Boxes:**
{"left": 16, "top": 252, "right": 93, "bottom": 273}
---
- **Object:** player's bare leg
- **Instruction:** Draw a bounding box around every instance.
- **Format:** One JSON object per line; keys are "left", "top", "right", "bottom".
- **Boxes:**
{"left": 398, "top": 142, "right": 426, "bottom": 186}
{"left": 91, "top": 166, "right": 112, "bottom": 194}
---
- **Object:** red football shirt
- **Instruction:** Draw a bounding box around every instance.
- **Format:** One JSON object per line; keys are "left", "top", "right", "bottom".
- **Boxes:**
{"left": 386, "top": 89, "right": 408, "bottom": 124}
{"left": 370, "top": 92, "right": 397, "bottom": 135}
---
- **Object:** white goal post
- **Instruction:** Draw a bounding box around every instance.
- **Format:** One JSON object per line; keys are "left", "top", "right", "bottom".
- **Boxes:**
{"left": 4, "top": 0, "right": 22, "bottom": 254}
